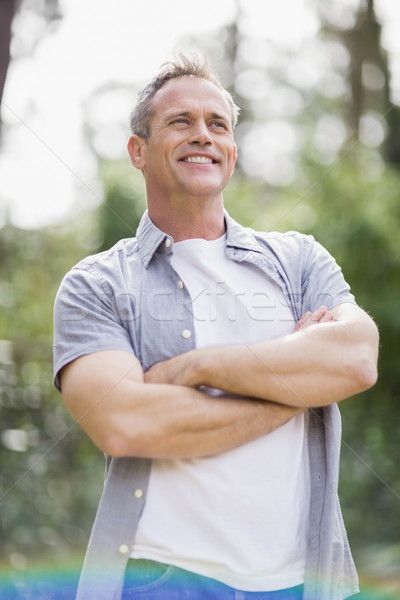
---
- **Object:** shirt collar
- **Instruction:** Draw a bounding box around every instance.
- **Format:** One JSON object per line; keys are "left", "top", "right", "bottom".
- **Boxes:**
{"left": 136, "top": 209, "right": 263, "bottom": 268}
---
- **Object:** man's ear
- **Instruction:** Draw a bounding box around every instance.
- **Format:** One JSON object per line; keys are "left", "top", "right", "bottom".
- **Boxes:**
{"left": 231, "top": 142, "right": 238, "bottom": 176}
{"left": 127, "top": 135, "right": 147, "bottom": 169}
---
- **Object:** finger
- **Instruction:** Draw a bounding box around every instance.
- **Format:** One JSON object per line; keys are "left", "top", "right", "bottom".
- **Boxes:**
{"left": 294, "top": 313, "right": 316, "bottom": 332}
{"left": 311, "top": 306, "right": 328, "bottom": 320}
{"left": 300, "top": 311, "right": 311, "bottom": 321}
{"left": 297, "top": 308, "right": 330, "bottom": 330}
{"left": 319, "top": 312, "right": 334, "bottom": 323}
{"left": 294, "top": 311, "right": 311, "bottom": 328}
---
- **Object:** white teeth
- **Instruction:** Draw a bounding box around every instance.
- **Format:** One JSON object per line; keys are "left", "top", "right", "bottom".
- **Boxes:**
{"left": 184, "top": 156, "right": 213, "bottom": 164}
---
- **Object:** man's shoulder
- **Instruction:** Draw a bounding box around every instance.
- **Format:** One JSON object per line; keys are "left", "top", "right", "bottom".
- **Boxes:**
{"left": 57, "top": 237, "right": 140, "bottom": 298}
{"left": 246, "top": 226, "right": 314, "bottom": 260}
{"left": 68, "top": 237, "right": 139, "bottom": 276}
{"left": 225, "top": 211, "right": 318, "bottom": 271}
{"left": 250, "top": 227, "right": 308, "bottom": 242}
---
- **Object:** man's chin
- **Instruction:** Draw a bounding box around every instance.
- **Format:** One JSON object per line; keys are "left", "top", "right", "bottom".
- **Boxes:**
{"left": 185, "top": 190, "right": 222, "bottom": 201}
{"left": 180, "top": 180, "right": 225, "bottom": 199}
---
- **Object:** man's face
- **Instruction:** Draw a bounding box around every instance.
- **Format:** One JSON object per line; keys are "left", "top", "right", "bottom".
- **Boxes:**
{"left": 137, "top": 76, "right": 237, "bottom": 202}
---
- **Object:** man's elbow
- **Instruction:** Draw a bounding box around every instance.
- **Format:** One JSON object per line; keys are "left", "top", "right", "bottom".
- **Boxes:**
{"left": 101, "top": 432, "right": 130, "bottom": 458}
{"left": 353, "top": 354, "right": 378, "bottom": 393}
{"left": 358, "top": 324, "right": 379, "bottom": 391}
{"left": 84, "top": 423, "right": 129, "bottom": 458}
{"left": 101, "top": 425, "right": 145, "bottom": 458}
{"left": 356, "top": 359, "right": 378, "bottom": 391}
{"left": 101, "top": 416, "right": 157, "bottom": 458}
{"left": 349, "top": 322, "right": 379, "bottom": 394}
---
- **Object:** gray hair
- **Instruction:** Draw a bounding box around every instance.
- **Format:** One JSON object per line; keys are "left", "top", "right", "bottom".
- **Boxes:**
{"left": 129, "top": 54, "right": 240, "bottom": 139}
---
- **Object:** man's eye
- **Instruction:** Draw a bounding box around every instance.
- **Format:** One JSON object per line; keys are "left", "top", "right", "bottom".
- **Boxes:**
{"left": 171, "top": 118, "right": 189, "bottom": 125}
{"left": 211, "top": 121, "right": 227, "bottom": 129}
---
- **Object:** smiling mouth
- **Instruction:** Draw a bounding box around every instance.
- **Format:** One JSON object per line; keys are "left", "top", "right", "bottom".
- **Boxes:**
{"left": 179, "top": 156, "right": 218, "bottom": 164}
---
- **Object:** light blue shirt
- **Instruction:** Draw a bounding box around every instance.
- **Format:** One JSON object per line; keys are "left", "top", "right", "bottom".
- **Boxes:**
{"left": 53, "top": 210, "right": 359, "bottom": 600}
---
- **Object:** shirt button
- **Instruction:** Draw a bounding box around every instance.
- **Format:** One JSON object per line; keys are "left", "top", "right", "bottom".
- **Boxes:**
{"left": 182, "top": 329, "right": 192, "bottom": 339}
{"left": 165, "top": 238, "right": 172, "bottom": 248}
{"left": 119, "top": 544, "right": 129, "bottom": 555}
{"left": 134, "top": 489, "right": 143, "bottom": 499}
{"left": 177, "top": 280, "right": 184, "bottom": 289}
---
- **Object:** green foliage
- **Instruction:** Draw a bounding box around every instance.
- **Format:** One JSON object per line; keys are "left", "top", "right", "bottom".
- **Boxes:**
{"left": 98, "top": 160, "right": 146, "bottom": 251}
{"left": 0, "top": 219, "right": 104, "bottom": 569}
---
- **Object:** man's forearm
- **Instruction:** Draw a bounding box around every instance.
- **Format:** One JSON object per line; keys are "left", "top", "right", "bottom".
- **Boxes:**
{"left": 189, "top": 318, "right": 377, "bottom": 408}
{"left": 110, "top": 382, "right": 302, "bottom": 459}
{"left": 144, "top": 306, "right": 378, "bottom": 408}
{"left": 62, "top": 351, "right": 302, "bottom": 461}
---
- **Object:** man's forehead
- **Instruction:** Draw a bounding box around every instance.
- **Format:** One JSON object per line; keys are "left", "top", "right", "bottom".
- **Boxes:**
{"left": 152, "top": 76, "right": 231, "bottom": 119}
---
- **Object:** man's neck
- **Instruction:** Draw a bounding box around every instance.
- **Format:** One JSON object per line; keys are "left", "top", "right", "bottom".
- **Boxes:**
{"left": 147, "top": 198, "right": 226, "bottom": 242}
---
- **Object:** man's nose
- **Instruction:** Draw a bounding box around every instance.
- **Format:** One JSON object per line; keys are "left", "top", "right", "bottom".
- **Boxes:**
{"left": 188, "top": 121, "right": 212, "bottom": 145}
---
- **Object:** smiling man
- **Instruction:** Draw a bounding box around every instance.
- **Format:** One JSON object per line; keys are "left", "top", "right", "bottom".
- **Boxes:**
{"left": 53, "top": 55, "right": 379, "bottom": 600}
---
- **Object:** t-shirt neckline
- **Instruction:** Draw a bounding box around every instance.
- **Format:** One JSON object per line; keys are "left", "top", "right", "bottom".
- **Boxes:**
{"left": 172, "top": 233, "right": 226, "bottom": 254}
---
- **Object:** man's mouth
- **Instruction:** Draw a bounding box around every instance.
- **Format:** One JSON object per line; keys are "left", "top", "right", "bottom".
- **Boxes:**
{"left": 179, "top": 155, "right": 218, "bottom": 164}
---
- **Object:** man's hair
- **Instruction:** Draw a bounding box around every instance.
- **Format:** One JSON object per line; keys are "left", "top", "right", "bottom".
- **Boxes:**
{"left": 129, "top": 53, "right": 240, "bottom": 139}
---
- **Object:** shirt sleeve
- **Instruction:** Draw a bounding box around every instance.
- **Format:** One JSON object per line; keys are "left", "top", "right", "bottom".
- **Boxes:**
{"left": 301, "top": 234, "right": 356, "bottom": 314}
{"left": 53, "top": 266, "right": 135, "bottom": 391}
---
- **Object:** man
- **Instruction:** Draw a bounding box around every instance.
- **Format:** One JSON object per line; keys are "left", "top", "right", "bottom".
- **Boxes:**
{"left": 53, "top": 55, "right": 379, "bottom": 600}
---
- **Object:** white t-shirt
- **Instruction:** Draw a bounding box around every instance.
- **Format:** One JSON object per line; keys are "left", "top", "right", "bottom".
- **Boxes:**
{"left": 131, "top": 234, "right": 310, "bottom": 592}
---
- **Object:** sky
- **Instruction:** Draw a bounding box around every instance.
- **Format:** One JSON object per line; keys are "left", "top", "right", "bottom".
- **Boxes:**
{"left": 0, "top": 0, "right": 399, "bottom": 229}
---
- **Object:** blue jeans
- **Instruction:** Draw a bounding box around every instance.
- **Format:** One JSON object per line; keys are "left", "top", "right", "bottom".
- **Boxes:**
{"left": 122, "top": 559, "right": 304, "bottom": 599}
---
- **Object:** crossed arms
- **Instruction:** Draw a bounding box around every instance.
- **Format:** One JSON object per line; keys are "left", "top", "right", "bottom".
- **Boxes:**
{"left": 60, "top": 303, "right": 378, "bottom": 460}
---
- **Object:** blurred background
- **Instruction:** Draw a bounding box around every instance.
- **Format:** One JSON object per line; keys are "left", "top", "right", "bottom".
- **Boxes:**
{"left": 0, "top": 0, "right": 399, "bottom": 598}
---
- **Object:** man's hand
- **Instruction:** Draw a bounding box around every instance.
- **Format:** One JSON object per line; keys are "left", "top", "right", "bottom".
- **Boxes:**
{"left": 294, "top": 305, "right": 334, "bottom": 332}
{"left": 144, "top": 306, "right": 335, "bottom": 386}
